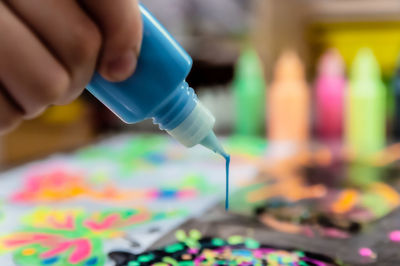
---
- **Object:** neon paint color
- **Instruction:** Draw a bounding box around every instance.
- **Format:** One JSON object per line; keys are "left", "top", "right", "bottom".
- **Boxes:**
{"left": 110, "top": 231, "right": 340, "bottom": 265}
{"left": 233, "top": 48, "right": 266, "bottom": 136}
{"left": 358, "top": 247, "right": 376, "bottom": 259}
{"left": 268, "top": 51, "right": 310, "bottom": 149}
{"left": 2, "top": 207, "right": 186, "bottom": 266}
{"left": 87, "top": 4, "right": 226, "bottom": 157}
{"left": 389, "top": 230, "right": 400, "bottom": 242}
{"left": 315, "top": 49, "right": 346, "bottom": 142}
{"left": 10, "top": 168, "right": 202, "bottom": 203}
{"left": 345, "top": 48, "right": 386, "bottom": 158}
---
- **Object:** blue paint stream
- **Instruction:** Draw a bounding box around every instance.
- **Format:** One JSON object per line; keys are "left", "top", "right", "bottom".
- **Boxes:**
{"left": 222, "top": 154, "right": 230, "bottom": 210}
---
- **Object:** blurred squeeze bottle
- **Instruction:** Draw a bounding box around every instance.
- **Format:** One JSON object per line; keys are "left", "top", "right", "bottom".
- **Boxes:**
{"left": 346, "top": 48, "right": 386, "bottom": 158}
{"left": 268, "top": 51, "right": 310, "bottom": 151}
{"left": 86, "top": 5, "right": 226, "bottom": 157}
{"left": 233, "top": 48, "right": 266, "bottom": 137}
{"left": 315, "top": 49, "right": 346, "bottom": 142}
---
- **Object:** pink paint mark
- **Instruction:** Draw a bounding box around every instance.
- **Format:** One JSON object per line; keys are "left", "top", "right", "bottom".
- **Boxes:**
{"left": 68, "top": 239, "right": 91, "bottom": 264}
{"left": 322, "top": 228, "right": 350, "bottom": 239}
{"left": 40, "top": 242, "right": 70, "bottom": 258}
{"left": 126, "top": 212, "right": 151, "bottom": 225}
{"left": 253, "top": 249, "right": 263, "bottom": 258}
{"left": 4, "top": 233, "right": 57, "bottom": 247}
{"left": 84, "top": 214, "right": 119, "bottom": 231}
{"left": 145, "top": 189, "right": 159, "bottom": 199}
{"left": 359, "top": 247, "right": 376, "bottom": 258}
{"left": 194, "top": 255, "right": 205, "bottom": 265}
{"left": 40, "top": 239, "right": 91, "bottom": 264}
{"left": 178, "top": 189, "right": 197, "bottom": 198}
{"left": 389, "top": 230, "right": 400, "bottom": 242}
{"left": 188, "top": 248, "right": 199, "bottom": 254}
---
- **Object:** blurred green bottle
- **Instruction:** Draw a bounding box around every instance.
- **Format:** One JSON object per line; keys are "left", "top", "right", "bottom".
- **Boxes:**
{"left": 233, "top": 48, "right": 266, "bottom": 136}
{"left": 346, "top": 48, "right": 386, "bottom": 158}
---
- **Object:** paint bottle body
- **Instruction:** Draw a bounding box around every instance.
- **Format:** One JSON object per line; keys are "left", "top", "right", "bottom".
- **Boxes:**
{"left": 345, "top": 49, "right": 386, "bottom": 158}
{"left": 315, "top": 50, "right": 346, "bottom": 143}
{"left": 233, "top": 49, "right": 266, "bottom": 137}
{"left": 346, "top": 80, "right": 386, "bottom": 157}
{"left": 316, "top": 77, "right": 345, "bottom": 140}
{"left": 268, "top": 81, "right": 310, "bottom": 144}
{"left": 86, "top": 5, "right": 224, "bottom": 153}
{"left": 267, "top": 51, "right": 310, "bottom": 152}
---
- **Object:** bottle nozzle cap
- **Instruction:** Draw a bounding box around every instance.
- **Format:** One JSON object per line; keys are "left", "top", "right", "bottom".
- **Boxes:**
{"left": 200, "top": 131, "right": 227, "bottom": 157}
{"left": 167, "top": 101, "right": 215, "bottom": 147}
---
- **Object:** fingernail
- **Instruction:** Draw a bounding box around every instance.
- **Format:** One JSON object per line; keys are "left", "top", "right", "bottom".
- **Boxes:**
{"left": 105, "top": 50, "right": 137, "bottom": 81}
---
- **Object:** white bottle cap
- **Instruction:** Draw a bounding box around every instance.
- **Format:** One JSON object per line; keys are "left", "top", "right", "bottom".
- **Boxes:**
{"left": 167, "top": 101, "right": 225, "bottom": 155}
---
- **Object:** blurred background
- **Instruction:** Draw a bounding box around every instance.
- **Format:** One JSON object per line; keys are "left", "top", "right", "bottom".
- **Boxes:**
{"left": 1, "top": 0, "right": 400, "bottom": 167}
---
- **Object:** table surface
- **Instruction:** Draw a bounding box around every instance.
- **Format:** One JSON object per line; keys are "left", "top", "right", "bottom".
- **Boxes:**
{"left": 151, "top": 205, "right": 400, "bottom": 266}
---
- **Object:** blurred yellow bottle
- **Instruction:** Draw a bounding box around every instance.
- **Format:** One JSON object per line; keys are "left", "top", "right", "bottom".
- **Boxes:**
{"left": 345, "top": 48, "right": 386, "bottom": 158}
{"left": 268, "top": 51, "right": 310, "bottom": 148}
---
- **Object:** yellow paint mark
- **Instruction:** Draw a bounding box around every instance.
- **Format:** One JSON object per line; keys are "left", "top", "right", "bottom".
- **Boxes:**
{"left": 22, "top": 248, "right": 36, "bottom": 256}
{"left": 370, "top": 182, "right": 400, "bottom": 207}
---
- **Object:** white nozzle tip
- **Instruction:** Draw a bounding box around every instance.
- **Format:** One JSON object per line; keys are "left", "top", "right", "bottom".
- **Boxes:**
{"left": 200, "top": 131, "right": 227, "bottom": 157}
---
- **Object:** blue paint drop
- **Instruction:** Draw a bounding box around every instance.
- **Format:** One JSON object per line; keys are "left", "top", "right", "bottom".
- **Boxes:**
{"left": 145, "top": 153, "right": 165, "bottom": 164}
{"left": 159, "top": 189, "right": 177, "bottom": 199}
{"left": 41, "top": 257, "right": 59, "bottom": 265}
{"left": 85, "top": 257, "right": 98, "bottom": 265}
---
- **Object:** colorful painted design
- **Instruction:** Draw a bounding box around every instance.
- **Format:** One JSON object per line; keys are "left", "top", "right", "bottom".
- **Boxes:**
{"left": 77, "top": 135, "right": 177, "bottom": 174}
{"left": 109, "top": 230, "right": 340, "bottom": 266}
{"left": 0, "top": 207, "right": 186, "bottom": 265}
{"left": 230, "top": 147, "right": 400, "bottom": 238}
{"left": 253, "top": 179, "right": 400, "bottom": 238}
{"left": 10, "top": 168, "right": 199, "bottom": 203}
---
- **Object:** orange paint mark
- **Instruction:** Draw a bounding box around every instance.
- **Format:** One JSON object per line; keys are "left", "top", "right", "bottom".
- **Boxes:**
{"left": 259, "top": 214, "right": 303, "bottom": 234}
{"left": 247, "top": 174, "right": 326, "bottom": 203}
{"left": 331, "top": 189, "right": 359, "bottom": 214}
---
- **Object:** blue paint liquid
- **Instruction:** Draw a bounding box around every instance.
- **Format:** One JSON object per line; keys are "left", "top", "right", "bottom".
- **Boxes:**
{"left": 223, "top": 154, "right": 230, "bottom": 210}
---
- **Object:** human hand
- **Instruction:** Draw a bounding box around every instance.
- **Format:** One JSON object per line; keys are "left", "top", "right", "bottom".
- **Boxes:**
{"left": 0, "top": 0, "right": 142, "bottom": 133}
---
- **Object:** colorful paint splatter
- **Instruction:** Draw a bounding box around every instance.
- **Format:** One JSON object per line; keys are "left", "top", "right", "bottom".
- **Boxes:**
{"left": 10, "top": 168, "right": 203, "bottom": 203}
{"left": 229, "top": 146, "right": 400, "bottom": 238}
{"left": 109, "top": 230, "right": 340, "bottom": 266}
{"left": 0, "top": 207, "right": 185, "bottom": 265}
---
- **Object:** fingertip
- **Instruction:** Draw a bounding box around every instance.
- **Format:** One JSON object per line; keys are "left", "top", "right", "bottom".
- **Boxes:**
{"left": 99, "top": 49, "right": 138, "bottom": 82}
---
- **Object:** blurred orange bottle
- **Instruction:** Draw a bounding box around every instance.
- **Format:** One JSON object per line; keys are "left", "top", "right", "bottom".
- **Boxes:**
{"left": 268, "top": 51, "right": 310, "bottom": 148}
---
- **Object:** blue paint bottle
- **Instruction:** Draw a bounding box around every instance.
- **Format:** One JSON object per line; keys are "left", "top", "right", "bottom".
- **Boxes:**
{"left": 87, "top": 5, "right": 225, "bottom": 156}
{"left": 86, "top": 5, "right": 230, "bottom": 208}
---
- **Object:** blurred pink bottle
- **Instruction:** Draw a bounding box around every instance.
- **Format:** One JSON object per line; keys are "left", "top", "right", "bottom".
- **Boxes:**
{"left": 315, "top": 49, "right": 346, "bottom": 142}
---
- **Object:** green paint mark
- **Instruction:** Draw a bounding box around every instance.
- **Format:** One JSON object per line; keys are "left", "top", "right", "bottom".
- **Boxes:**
{"left": 211, "top": 238, "right": 225, "bottom": 246}
{"left": 227, "top": 235, "right": 244, "bottom": 245}
{"left": 162, "top": 256, "right": 178, "bottom": 266}
{"left": 245, "top": 238, "right": 260, "bottom": 249}
{"left": 188, "top": 230, "right": 201, "bottom": 240}
{"left": 165, "top": 243, "right": 185, "bottom": 253}
{"left": 138, "top": 253, "right": 155, "bottom": 262}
